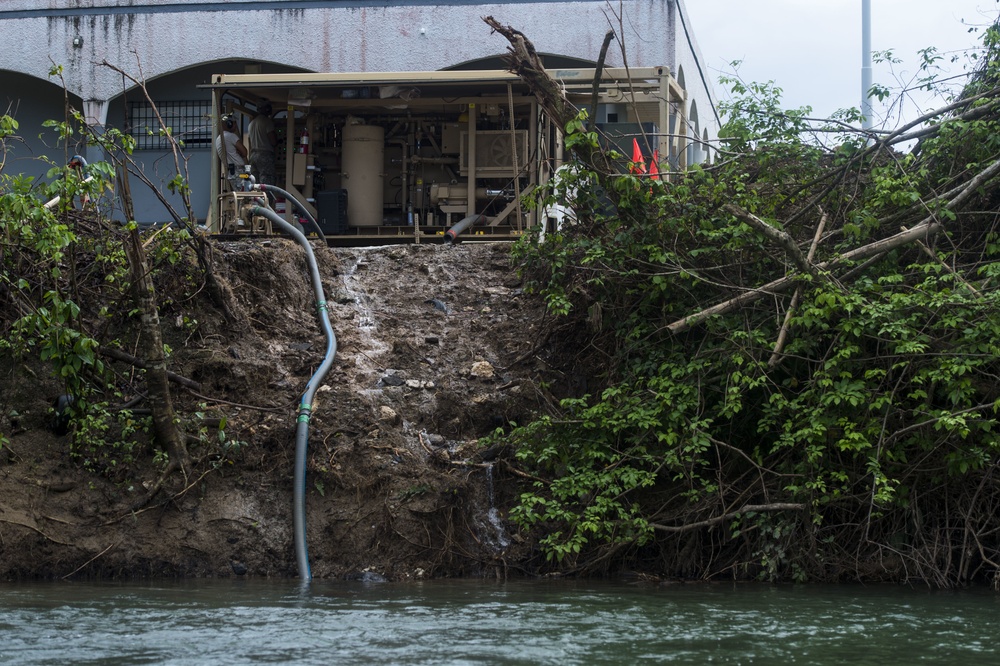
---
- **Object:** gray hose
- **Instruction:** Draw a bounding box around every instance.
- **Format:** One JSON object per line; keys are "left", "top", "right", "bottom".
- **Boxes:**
{"left": 444, "top": 214, "right": 487, "bottom": 243}
{"left": 254, "top": 183, "right": 328, "bottom": 245}
{"left": 252, "top": 205, "right": 337, "bottom": 581}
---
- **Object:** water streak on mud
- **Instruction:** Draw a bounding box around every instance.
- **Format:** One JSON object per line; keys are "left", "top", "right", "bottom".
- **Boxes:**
{"left": 338, "top": 251, "right": 390, "bottom": 402}
{"left": 482, "top": 463, "right": 511, "bottom": 550}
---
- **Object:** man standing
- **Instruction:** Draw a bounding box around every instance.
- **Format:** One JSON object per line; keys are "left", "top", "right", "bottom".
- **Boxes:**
{"left": 247, "top": 102, "right": 278, "bottom": 187}
{"left": 215, "top": 114, "right": 248, "bottom": 191}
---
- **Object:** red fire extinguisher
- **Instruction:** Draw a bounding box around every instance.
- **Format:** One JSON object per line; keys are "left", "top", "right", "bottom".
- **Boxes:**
{"left": 299, "top": 128, "right": 309, "bottom": 154}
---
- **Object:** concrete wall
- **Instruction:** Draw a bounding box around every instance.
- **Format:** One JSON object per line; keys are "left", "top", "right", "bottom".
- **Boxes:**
{"left": 674, "top": 0, "right": 720, "bottom": 163}
{"left": 0, "top": 0, "right": 721, "bottom": 223}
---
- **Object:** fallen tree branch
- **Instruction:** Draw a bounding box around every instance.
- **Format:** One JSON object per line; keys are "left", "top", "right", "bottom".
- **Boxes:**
{"left": 0, "top": 518, "right": 76, "bottom": 546}
{"left": 99, "top": 346, "right": 202, "bottom": 391}
{"left": 485, "top": 15, "right": 607, "bottom": 171}
{"left": 117, "top": 466, "right": 216, "bottom": 519}
{"left": 650, "top": 503, "right": 806, "bottom": 534}
{"left": 875, "top": 84, "right": 1000, "bottom": 150}
{"left": 769, "top": 210, "right": 828, "bottom": 366}
{"left": 669, "top": 110, "right": 1000, "bottom": 335}
{"left": 723, "top": 204, "right": 817, "bottom": 278}
{"left": 587, "top": 30, "right": 616, "bottom": 134}
{"left": 668, "top": 220, "right": 945, "bottom": 334}
{"left": 484, "top": 17, "right": 573, "bottom": 128}
{"left": 182, "top": 388, "right": 285, "bottom": 413}
{"left": 62, "top": 541, "right": 119, "bottom": 579}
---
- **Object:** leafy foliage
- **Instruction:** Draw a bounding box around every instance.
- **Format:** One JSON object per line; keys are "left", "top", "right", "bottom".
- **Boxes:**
{"left": 0, "top": 97, "right": 222, "bottom": 485}
{"left": 501, "top": 23, "right": 1000, "bottom": 586}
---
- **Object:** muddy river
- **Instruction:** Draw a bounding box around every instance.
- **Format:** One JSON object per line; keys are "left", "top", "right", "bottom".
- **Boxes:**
{"left": 2, "top": 579, "right": 997, "bottom": 664}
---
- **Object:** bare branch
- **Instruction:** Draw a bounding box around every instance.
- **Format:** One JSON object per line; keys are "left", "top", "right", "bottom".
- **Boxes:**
{"left": 669, "top": 150, "right": 1000, "bottom": 334}
{"left": 587, "top": 30, "right": 616, "bottom": 134}
{"left": 667, "top": 221, "right": 942, "bottom": 334}
{"left": 723, "top": 204, "right": 817, "bottom": 278}
{"left": 650, "top": 503, "right": 806, "bottom": 533}
{"left": 769, "top": 210, "right": 828, "bottom": 366}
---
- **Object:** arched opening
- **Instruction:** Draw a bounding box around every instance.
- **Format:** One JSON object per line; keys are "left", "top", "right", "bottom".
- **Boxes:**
{"left": 687, "top": 99, "right": 700, "bottom": 166}
{"left": 443, "top": 53, "right": 597, "bottom": 71}
{"left": 105, "top": 59, "right": 308, "bottom": 224}
{"left": 0, "top": 70, "right": 84, "bottom": 183}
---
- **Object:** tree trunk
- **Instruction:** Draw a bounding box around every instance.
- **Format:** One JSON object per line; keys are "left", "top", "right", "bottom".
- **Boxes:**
{"left": 124, "top": 226, "right": 191, "bottom": 478}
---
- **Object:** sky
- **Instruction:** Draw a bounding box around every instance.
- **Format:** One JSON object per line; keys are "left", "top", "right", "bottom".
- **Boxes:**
{"left": 683, "top": 0, "right": 1000, "bottom": 129}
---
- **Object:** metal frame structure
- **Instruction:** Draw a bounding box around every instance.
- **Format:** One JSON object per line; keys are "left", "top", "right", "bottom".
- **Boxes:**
{"left": 203, "top": 66, "right": 688, "bottom": 243}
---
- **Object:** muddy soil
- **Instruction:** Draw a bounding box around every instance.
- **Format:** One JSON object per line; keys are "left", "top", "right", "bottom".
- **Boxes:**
{"left": 0, "top": 239, "right": 569, "bottom": 580}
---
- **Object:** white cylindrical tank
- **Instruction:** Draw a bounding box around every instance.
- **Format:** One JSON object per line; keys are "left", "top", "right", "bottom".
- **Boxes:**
{"left": 342, "top": 122, "right": 384, "bottom": 227}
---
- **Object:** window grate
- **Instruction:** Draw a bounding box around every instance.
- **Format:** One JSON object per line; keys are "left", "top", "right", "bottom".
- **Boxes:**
{"left": 127, "top": 100, "right": 212, "bottom": 151}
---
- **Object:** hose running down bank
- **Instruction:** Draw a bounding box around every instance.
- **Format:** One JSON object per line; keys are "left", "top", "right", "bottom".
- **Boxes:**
{"left": 253, "top": 183, "right": 328, "bottom": 245}
{"left": 251, "top": 205, "right": 337, "bottom": 581}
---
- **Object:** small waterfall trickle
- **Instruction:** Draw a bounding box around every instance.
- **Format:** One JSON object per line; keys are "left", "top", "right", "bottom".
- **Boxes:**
{"left": 340, "top": 254, "right": 385, "bottom": 352}
{"left": 338, "top": 252, "right": 390, "bottom": 402}
{"left": 481, "top": 463, "right": 511, "bottom": 551}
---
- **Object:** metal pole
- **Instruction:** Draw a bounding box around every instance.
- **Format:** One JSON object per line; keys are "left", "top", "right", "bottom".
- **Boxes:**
{"left": 861, "top": 0, "right": 873, "bottom": 132}
{"left": 210, "top": 89, "right": 220, "bottom": 231}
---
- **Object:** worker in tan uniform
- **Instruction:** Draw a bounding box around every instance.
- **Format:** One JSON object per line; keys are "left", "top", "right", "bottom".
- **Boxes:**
{"left": 247, "top": 102, "right": 278, "bottom": 188}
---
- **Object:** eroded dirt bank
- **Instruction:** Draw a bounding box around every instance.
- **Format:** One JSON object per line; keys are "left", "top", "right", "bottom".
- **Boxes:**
{"left": 0, "top": 240, "right": 565, "bottom": 580}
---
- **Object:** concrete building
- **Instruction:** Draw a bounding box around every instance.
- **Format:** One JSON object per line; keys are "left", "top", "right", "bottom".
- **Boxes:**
{"left": 0, "top": 0, "right": 719, "bottom": 224}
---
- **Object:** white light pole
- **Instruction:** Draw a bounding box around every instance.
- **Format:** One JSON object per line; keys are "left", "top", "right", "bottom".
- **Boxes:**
{"left": 862, "top": 0, "right": 873, "bottom": 132}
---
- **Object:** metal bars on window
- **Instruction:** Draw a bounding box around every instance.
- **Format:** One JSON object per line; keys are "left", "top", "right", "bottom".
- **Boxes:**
{"left": 127, "top": 100, "right": 212, "bottom": 150}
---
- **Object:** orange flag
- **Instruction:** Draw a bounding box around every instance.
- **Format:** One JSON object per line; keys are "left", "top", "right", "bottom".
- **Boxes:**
{"left": 631, "top": 138, "right": 646, "bottom": 174}
{"left": 649, "top": 149, "right": 661, "bottom": 181}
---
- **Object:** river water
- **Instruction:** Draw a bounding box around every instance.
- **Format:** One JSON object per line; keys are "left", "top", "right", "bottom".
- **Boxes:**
{"left": 2, "top": 579, "right": 997, "bottom": 664}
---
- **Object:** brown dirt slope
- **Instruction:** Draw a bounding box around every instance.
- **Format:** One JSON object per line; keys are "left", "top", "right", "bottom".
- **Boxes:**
{"left": 0, "top": 240, "right": 560, "bottom": 580}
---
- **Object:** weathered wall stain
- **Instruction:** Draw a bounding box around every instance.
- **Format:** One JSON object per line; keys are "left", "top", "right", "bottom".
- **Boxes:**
{"left": 12, "top": 2, "right": 701, "bottom": 108}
